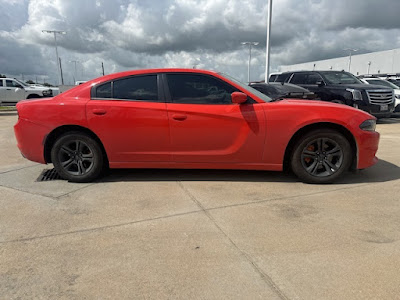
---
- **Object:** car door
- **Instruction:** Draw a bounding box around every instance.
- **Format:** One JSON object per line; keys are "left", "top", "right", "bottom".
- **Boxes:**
{"left": 4, "top": 80, "right": 26, "bottom": 102}
{"left": 289, "top": 73, "right": 327, "bottom": 100}
{"left": 0, "top": 79, "right": 5, "bottom": 103}
{"left": 86, "top": 74, "right": 171, "bottom": 163}
{"left": 164, "top": 73, "right": 266, "bottom": 164}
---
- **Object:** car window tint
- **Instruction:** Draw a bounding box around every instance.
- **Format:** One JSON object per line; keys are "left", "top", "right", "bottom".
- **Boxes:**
{"left": 290, "top": 73, "right": 308, "bottom": 84}
{"left": 0, "top": 80, "right": 3, "bottom": 87}
{"left": 269, "top": 75, "right": 277, "bottom": 82}
{"left": 167, "top": 74, "right": 236, "bottom": 104}
{"left": 113, "top": 75, "right": 158, "bottom": 101}
{"left": 306, "top": 74, "right": 323, "bottom": 84}
{"left": 6, "top": 80, "right": 19, "bottom": 87}
{"left": 96, "top": 82, "right": 112, "bottom": 98}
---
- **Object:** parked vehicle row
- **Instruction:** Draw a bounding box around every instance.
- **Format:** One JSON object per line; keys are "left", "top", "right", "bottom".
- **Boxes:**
{"left": 15, "top": 68, "right": 379, "bottom": 184}
{"left": 269, "top": 71, "right": 395, "bottom": 118}
{"left": 0, "top": 78, "right": 59, "bottom": 105}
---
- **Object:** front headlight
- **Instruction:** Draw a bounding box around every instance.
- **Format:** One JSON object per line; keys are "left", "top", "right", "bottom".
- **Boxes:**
{"left": 42, "top": 89, "right": 53, "bottom": 96}
{"left": 346, "top": 88, "right": 363, "bottom": 100}
{"left": 360, "top": 119, "right": 376, "bottom": 131}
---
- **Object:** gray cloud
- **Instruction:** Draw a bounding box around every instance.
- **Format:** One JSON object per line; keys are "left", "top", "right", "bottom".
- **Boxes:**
{"left": 1, "top": 0, "right": 400, "bottom": 84}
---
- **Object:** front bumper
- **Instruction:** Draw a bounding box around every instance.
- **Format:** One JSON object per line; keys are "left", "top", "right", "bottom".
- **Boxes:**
{"left": 356, "top": 130, "right": 380, "bottom": 170}
{"left": 357, "top": 102, "right": 395, "bottom": 118}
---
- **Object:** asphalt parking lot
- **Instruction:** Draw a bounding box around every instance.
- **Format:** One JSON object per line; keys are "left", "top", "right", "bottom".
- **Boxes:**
{"left": 1, "top": 112, "right": 400, "bottom": 299}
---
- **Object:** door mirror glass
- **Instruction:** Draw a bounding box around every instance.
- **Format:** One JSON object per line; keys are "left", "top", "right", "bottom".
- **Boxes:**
{"left": 231, "top": 92, "right": 247, "bottom": 104}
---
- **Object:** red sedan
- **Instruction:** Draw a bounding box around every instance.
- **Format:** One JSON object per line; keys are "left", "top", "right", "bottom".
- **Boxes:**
{"left": 14, "top": 69, "right": 379, "bottom": 183}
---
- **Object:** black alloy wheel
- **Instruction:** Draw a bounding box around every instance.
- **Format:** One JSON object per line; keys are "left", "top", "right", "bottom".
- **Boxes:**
{"left": 51, "top": 132, "right": 104, "bottom": 182}
{"left": 291, "top": 129, "right": 352, "bottom": 184}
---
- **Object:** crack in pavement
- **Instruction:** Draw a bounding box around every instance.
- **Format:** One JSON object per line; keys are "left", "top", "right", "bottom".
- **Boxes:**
{"left": 0, "top": 163, "right": 39, "bottom": 175}
{"left": 0, "top": 209, "right": 202, "bottom": 245}
{"left": 206, "top": 183, "right": 370, "bottom": 212}
{"left": 176, "top": 181, "right": 290, "bottom": 300}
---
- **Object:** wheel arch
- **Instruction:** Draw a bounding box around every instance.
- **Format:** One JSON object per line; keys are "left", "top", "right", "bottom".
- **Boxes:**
{"left": 26, "top": 94, "right": 42, "bottom": 99}
{"left": 44, "top": 125, "right": 109, "bottom": 166}
{"left": 283, "top": 122, "right": 358, "bottom": 172}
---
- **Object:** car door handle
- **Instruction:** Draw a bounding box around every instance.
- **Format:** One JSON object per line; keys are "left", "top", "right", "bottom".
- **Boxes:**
{"left": 92, "top": 109, "right": 107, "bottom": 115}
{"left": 172, "top": 114, "right": 187, "bottom": 121}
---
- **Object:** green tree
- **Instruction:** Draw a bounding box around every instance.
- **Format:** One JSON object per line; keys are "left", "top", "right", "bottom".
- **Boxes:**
{"left": 0, "top": 74, "right": 6, "bottom": 78}
{"left": 26, "top": 80, "right": 35, "bottom": 84}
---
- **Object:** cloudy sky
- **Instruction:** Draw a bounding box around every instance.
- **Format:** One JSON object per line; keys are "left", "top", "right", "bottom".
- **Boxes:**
{"left": 1, "top": 0, "right": 400, "bottom": 85}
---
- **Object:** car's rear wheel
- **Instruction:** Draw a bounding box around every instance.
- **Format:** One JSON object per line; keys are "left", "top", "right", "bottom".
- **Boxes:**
{"left": 51, "top": 132, "right": 104, "bottom": 182}
{"left": 290, "top": 129, "right": 352, "bottom": 184}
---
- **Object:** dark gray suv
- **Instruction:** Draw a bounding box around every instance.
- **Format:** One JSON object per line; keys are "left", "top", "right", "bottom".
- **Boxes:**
{"left": 274, "top": 71, "right": 395, "bottom": 118}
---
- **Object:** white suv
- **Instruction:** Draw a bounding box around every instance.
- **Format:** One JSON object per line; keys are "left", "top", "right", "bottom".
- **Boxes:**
{"left": 0, "top": 78, "right": 59, "bottom": 105}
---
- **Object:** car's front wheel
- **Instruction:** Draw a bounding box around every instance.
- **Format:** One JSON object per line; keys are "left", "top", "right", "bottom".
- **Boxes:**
{"left": 51, "top": 132, "right": 104, "bottom": 183}
{"left": 290, "top": 129, "right": 352, "bottom": 184}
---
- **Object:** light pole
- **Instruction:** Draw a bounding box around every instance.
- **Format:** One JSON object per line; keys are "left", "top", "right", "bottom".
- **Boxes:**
{"left": 265, "top": 0, "right": 273, "bottom": 83}
{"left": 69, "top": 60, "right": 79, "bottom": 83}
{"left": 344, "top": 48, "right": 358, "bottom": 73}
{"left": 42, "top": 30, "right": 66, "bottom": 85}
{"left": 241, "top": 42, "right": 259, "bottom": 83}
{"left": 367, "top": 61, "right": 371, "bottom": 75}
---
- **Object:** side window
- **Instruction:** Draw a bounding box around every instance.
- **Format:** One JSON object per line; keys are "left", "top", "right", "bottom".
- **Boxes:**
{"left": 113, "top": 75, "right": 158, "bottom": 101}
{"left": 6, "top": 80, "right": 19, "bottom": 87}
{"left": 166, "top": 73, "right": 237, "bottom": 104}
{"left": 290, "top": 73, "right": 308, "bottom": 84}
{"left": 95, "top": 82, "right": 112, "bottom": 98}
{"left": 0, "top": 80, "right": 3, "bottom": 87}
{"left": 306, "top": 74, "right": 323, "bottom": 85}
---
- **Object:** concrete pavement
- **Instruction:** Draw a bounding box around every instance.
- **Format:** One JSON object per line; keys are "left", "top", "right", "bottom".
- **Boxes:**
{"left": 1, "top": 113, "right": 400, "bottom": 299}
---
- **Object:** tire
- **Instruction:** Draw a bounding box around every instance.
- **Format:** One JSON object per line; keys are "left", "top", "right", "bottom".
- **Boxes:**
{"left": 290, "top": 129, "right": 352, "bottom": 184}
{"left": 51, "top": 132, "right": 104, "bottom": 183}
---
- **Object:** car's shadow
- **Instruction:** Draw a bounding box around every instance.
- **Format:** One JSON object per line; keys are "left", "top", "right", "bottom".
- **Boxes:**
{"left": 98, "top": 159, "right": 400, "bottom": 185}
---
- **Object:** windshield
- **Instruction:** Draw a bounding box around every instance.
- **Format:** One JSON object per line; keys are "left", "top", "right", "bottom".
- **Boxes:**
{"left": 320, "top": 71, "right": 362, "bottom": 85}
{"left": 386, "top": 79, "right": 400, "bottom": 88}
{"left": 14, "top": 78, "right": 29, "bottom": 87}
{"left": 220, "top": 73, "right": 272, "bottom": 102}
{"left": 366, "top": 79, "right": 399, "bottom": 89}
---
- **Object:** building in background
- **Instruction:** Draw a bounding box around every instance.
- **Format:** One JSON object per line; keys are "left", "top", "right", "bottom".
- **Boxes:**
{"left": 280, "top": 48, "right": 400, "bottom": 76}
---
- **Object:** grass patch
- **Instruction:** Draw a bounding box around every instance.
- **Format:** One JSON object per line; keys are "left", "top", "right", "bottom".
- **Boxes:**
{"left": 0, "top": 106, "right": 16, "bottom": 111}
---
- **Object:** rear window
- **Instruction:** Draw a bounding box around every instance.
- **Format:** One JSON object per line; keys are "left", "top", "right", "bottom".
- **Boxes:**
{"left": 113, "top": 75, "right": 158, "bottom": 101}
{"left": 93, "top": 75, "right": 159, "bottom": 101}
{"left": 96, "top": 82, "right": 112, "bottom": 98}
{"left": 275, "top": 73, "right": 292, "bottom": 83}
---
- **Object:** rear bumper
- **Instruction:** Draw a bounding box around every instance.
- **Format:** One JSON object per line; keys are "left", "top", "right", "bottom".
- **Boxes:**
{"left": 356, "top": 130, "right": 380, "bottom": 169}
{"left": 14, "top": 118, "right": 49, "bottom": 164}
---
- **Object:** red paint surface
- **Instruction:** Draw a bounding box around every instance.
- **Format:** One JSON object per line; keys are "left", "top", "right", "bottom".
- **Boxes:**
{"left": 14, "top": 69, "right": 379, "bottom": 172}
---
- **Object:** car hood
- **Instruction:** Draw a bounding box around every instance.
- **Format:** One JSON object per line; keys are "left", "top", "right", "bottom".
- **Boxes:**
{"left": 26, "top": 86, "right": 52, "bottom": 91}
{"left": 278, "top": 98, "right": 372, "bottom": 116}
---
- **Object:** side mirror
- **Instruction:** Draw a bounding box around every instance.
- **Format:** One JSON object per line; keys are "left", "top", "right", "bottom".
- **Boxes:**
{"left": 231, "top": 92, "right": 247, "bottom": 104}
{"left": 316, "top": 81, "right": 325, "bottom": 87}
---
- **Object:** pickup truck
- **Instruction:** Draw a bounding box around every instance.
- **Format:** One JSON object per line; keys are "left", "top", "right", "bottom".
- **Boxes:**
{"left": 274, "top": 71, "right": 395, "bottom": 118}
{"left": 0, "top": 78, "right": 59, "bottom": 105}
